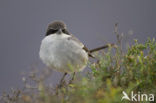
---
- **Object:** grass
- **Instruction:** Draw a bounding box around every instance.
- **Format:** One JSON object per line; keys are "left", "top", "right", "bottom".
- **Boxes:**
{"left": 0, "top": 25, "right": 156, "bottom": 103}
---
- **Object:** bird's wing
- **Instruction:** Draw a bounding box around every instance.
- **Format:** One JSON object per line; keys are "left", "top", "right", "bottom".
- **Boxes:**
{"left": 68, "top": 34, "right": 84, "bottom": 47}
{"left": 68, "top": 34, "right": 94, "bottom": 58}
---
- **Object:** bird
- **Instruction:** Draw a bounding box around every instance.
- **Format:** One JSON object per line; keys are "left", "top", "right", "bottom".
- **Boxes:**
{"left": 39, "top": 21, "right": 89, "bottom": 73}
{"left": 39, "top": 20, "right": 113, "bottom": 86}
{"left": 39, "top": 21, "right": 91, "bottom": 86}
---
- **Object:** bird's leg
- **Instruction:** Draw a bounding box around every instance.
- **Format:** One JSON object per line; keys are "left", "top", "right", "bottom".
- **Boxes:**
{"left": 69, "top": 72, "right": 76, "bottom": 84}
{"left": 58, "top": 72, "right": 67, "bottom": 88}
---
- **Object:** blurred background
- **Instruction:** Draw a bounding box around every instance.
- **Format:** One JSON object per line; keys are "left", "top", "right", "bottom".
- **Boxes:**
{"left": 0, "top": 0, "right": 155, "bottom": 93}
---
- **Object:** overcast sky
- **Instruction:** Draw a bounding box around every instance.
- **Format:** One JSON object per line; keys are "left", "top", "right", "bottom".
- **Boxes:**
{"left": 0, "top": 0, "right": 155, "bottom": 93}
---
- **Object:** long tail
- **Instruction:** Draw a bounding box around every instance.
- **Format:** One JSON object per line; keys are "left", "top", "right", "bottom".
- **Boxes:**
{"left": 89, "top": 43, "right": 114, "bottom": 53}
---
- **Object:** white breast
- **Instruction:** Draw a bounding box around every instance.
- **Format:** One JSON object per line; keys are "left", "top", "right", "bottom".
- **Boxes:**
{"left": 39, "top": 33, "right": 88, "bottom": 73}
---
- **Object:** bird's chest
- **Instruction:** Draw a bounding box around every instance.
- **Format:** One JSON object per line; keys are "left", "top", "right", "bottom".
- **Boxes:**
{"left": 46, "top": 34, "right": 78, "bottom": 54}
{"left": 40, "top": 34, "right": 83, "bottom": 61}
{"left": 39, "top": 34, "right": 88, "bottom": 72}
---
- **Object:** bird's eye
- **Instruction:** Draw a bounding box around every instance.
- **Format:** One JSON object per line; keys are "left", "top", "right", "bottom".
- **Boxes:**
{"left": 62, "top": 29, "right": 70, "bottom": 35}
{"left": 62, "top": 29, "right": 66, "bottom": 33}
{"left": 46, "top": 29, "right": 58, "bottom": 36}
{"left": 50, "top": 29, "right": 58, "bottom": 34}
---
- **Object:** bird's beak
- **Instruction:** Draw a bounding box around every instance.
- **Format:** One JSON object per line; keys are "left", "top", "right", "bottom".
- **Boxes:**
{"left": 57, "top": 29, "right": 62, "bottom": 34}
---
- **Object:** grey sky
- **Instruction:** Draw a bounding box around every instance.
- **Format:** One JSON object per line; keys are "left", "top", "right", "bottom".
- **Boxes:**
{"left": 0, "top": 0, "right": 155, "bottom": 92}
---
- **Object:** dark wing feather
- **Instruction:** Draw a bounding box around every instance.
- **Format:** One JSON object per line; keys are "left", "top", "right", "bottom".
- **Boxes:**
{"left": 82, "top": 46, "right": 94, "bottom": 58}
{"left": 68, "top": 35, "right": 94, "bottom": 58}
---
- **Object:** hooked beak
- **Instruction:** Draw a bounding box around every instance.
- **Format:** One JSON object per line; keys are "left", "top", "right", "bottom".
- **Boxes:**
{"left": 57, "top": 29, "right": 62, "bottom": 34}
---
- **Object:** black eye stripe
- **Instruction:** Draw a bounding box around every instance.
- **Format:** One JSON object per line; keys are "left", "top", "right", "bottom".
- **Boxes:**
{"left": 62, "top": 29, "right": 65, "bottom": 32}
{"left": 45, "top": 29, "right": 70, "bottom": 36}
{"left": 50, "top": 29, "right": 58, "bottom": 33}
{"left": 62, "top": 29, "right": 70, "bottom": 35}
{"left": 46, "top": 29, "right": 58, "bottom": 36}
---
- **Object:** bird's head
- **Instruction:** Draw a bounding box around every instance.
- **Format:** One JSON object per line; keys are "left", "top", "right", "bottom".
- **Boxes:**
{"left": 46, "top": 21, "right": 70, "bottom": 36}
